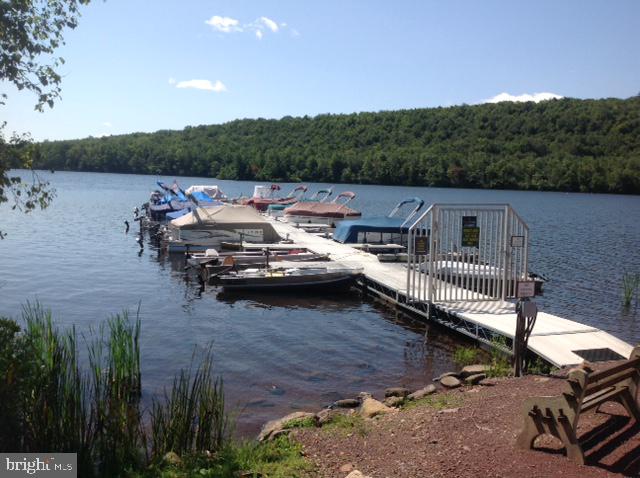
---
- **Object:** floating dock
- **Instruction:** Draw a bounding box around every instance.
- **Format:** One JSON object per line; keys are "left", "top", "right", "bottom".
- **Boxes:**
{"left": 267, "top": 205, "right": 633, "bottom": 368}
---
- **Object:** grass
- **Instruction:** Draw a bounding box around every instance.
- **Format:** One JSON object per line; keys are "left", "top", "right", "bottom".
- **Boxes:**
{"left": 453, "top": 346, "right": 479, "bottom": 367}
{"left": 322, "top": 413, "right": 369, "bottom": 437}
{"left": 130, "top": 436, "right": 313, "bottom": 478}
{"left": 149, "top": 349, "right": 228, "bottom": 463}
{"left": 526, "top": 356, "right": 556, "bottom": 376}
{"left": 486, "top": 336, "right": 512, "bottom": 378}
{"left": 403, "top": 393, "right": 464, "bottom": 411}
{"left": 283, "top": 416, "right": 317, "bottom": 430}
{"left": 622, "top": 272, "right": 640, "bottom": 307}
{"left": 0, "top": 302, "right": 238, "bottom": 477}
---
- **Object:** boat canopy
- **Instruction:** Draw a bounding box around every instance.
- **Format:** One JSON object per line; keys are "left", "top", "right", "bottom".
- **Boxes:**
{"left": 185, "top": 185, "right": 227, "bottom": 200}
{"left": 169, "top": 205, "right": 281, "bottom": 242}
{"left": 253, "top": 184, "right": 280, "bottom": 198}
{"left": 332, "top": 197, "right": 425, "bottom": 243}
{"left": 285, "top": 191, "right": 360, "bottom": 219}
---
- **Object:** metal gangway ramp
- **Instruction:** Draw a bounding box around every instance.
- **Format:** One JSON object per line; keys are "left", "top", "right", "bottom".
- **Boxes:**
{"left": 407, "top": 204, "right": 529, "bottom": 304}
{"left": 403, "top": 204, "right": 631, "bottom": 365}
{"left": 268, "top": 204, "right": 632, "bottom": 368}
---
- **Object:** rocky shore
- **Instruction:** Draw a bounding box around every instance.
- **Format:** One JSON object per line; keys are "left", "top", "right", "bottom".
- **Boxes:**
{"left": 256, "top": 366, "right": 640, "bottom": 477}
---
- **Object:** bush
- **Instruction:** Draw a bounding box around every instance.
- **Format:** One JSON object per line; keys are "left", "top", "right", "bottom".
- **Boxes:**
{"left": 453, "top": 346, "right": 479, "bottom": 367}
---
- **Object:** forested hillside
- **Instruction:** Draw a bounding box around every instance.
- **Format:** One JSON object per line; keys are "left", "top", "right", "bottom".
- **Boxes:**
{"left": 33, "top": 97, "right": 640, "bottom": 194}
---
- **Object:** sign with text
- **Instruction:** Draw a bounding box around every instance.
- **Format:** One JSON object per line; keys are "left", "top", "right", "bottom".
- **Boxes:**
{"left": 414, "top": 235, "right": 429, "bottom": 255}
{"left": 516, "top": 280, "right": 536, "bottom": 298}
{"left": 461, "top": 216, "right": 480, "bottom": 248}
{"left": 511, "top": 235, "right": 525, "bottom": 248}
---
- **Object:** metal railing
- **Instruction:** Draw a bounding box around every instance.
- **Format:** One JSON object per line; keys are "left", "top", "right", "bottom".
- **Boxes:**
{"left": 406, "top": 204, "right": 529, "bottom": 303}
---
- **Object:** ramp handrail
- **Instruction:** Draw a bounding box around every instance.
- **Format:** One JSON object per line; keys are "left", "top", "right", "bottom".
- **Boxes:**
{"left": 406, "top": 203, "right": 529, "bottom": 304}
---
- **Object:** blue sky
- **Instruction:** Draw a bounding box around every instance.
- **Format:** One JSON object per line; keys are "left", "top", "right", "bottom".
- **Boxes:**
{"left": 3, "top": 0, "right": 639, "bottom": 141}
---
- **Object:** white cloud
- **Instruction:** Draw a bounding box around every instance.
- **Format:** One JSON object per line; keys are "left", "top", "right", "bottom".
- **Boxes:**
{"left": 174, "top": 79, "right": 227, "bottom": 93}
{"left": 168, "top": 77, "right": 176, "bottom": 85}
{"left": 484, "top": 92, "right": 563, "bottom": 103}
{"left": 205, "top": 14, "right": 292, "bottom": 39}
{"left": 205, "top": 15, "right": 242, "bottom": 33}
{"left": 259, "top": 16, "right": 279, "bottom": 32}
{"left": 102, "top": 121, "right": 112, "bottom": 128}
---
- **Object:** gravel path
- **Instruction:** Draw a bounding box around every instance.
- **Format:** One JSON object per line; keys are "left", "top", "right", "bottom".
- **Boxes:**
{"left": 294, "top": 375, "right": 640, "bottom": 477}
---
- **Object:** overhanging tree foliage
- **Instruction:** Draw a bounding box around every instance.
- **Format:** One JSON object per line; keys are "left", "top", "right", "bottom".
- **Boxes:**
{"left": 0, "top": 0, "right": 90, "bottom": 237}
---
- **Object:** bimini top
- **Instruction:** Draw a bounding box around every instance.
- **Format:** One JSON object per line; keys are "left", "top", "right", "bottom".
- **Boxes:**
{"left": 185, "top": 185, "right": 227, "bottom": 201}
{"left": 333, "top": 197, "right": 424, "bottom": 244}
{"left": 169, "top": 205, "right": 280, "bottom": 242}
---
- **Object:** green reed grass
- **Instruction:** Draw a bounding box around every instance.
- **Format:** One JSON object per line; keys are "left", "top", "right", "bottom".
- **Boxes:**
{"left": 88, "top": 311, "right": 143, "bottom": 475}
{"left": 622, "top": 272, "right": 639, "bottom": 307}
{"left": 149, "top": 348, "right": 228, "bottom": 462}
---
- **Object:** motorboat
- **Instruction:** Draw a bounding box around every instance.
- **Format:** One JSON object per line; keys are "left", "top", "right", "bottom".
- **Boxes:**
{"left": 185, "top": 185, "right": 228, "bottom": 205}
{"left": 162, "top": 205, "right": 281, "bottom": 252}
{"left": 211, "top": 264, "right": 362, "bottom": 291}
{"left": 245, "top": 184, "right": 307, "bottom": 212}
{"left": 283, "top": 191, "right": 361, "bottom": 226}
{"left": 333, "top": 197, "right": 425, "bottom": 246}
{"left": 267, "top": 187, "right": 335, "bottom": 217}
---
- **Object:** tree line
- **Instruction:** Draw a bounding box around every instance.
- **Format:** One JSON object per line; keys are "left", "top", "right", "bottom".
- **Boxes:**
{"left": 30, "top": 96, "right": 640, "bottom": 194}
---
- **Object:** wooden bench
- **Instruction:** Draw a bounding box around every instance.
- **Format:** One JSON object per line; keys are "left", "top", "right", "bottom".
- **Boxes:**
{"left": 516, "top": 346, "right": 640, "bottom": 464}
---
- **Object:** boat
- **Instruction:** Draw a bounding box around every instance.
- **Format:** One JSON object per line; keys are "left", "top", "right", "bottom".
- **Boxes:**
{"left": 162, "top": 205, "right": 281, "bottom": 252}
{"left": 185, "top": 185, "right": 228, "bottom": 204}
{"left": 211, "top": 264, "right": 362, "bottom": 291}
{"left": 144, "top": 180, "right": 194, "bottom": 225}
{"left": 196, "top": 251, "right": 331, "bottom": 283}
{"left": 283, "top": 191, "right": 361, "bottom": 226}
{"left": 332, "top": 197, "right": 425, "bottom": 246}
{"left": 245, "top": 184, "right": 307, "bottom": 212}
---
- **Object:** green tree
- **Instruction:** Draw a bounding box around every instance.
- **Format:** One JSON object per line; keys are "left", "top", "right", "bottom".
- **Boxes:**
{"left": 0, "top": 0, "right": 90, "bottom": 237}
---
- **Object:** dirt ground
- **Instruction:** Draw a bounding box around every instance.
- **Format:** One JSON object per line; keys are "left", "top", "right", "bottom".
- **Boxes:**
{"left": 294, "top": 375, "right": 640, "bottom": 478}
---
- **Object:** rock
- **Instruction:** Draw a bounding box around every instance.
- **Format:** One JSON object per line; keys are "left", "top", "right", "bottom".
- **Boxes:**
{"left": 464, "top": 373, "right": 486, "bottom": 385}
{"left": 460, "top": 364, "right": 490, "bottom": 377}
{"left": 360, "top": 397, "right": 394, "bottom": 418}
{"left": 440, "top": 375, "right": 462, "bottom": 388}
{"left": 346, "top": 471, "right": 370, "bottom": 478}
{"left": 384, "top": 387, "right": 411, "bottom": 398}
{"left": 438, "top": 407, "right": 460, "bottom": 414}
{"left": 383, "top": 396, "right": 405, "bottom": 408}
{"left": 358, "top": 391, "right": 372, "bottom": 400}
{"left": 434, "top": 371, "right": 459, "bottom": 382}
{"left": 339, "top": 463, "right": 354, "bottom": 473}
{"left": 163, "top": 451, "right": 181, "bottom": 466}
{"left": 258, "top": 411, "right": 316, "bottom": 441}
{"left": 407, "top": 384, "right": 437, "bottom": 400}
{"left": 317, "top": 408, "right": 351, "bottom": 425}
{"left": 333, "top": 398, "right": 360, "bottom": 408}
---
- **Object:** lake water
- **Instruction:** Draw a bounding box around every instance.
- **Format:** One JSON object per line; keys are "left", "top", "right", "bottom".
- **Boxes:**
{"left": 1, "top": 170, "right": 639, "bottom": 435}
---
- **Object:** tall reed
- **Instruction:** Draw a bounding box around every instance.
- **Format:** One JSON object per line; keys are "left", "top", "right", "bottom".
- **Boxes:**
{"left": 149, "top": 348, "right": 228, "bottom": 461}
{"left": 88, "top": 311, "right": 143, "bottom": 475}
{"left": 0, "top": 303, "right": 230, "bottom": 476}
{"left": 19, "top": 302, "right": 93, "bottom": 472}
{"left": 622, "top": 272, "right": 639, "bottom": 307}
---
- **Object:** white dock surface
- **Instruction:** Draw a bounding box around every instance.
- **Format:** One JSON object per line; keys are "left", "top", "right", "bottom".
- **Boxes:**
{"left": 269, "top": 218, "right": 633, "bottom": 367}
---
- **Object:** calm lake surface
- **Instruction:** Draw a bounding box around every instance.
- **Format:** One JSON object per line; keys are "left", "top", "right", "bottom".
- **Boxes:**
{"left": 1, "top": 170, "right": 639, "bottom": 435}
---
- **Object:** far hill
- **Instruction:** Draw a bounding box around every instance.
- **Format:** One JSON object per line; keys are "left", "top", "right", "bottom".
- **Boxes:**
{"left": 33, "top": 97, "right": 640, "bottom": 194}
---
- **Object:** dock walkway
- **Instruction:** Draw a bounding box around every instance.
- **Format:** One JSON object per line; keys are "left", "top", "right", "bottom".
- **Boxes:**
{"left": 269, "top": 218, "right": 632, "bottom": 368}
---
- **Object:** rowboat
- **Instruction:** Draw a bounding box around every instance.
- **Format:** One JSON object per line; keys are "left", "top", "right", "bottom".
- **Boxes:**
{"left": 211, "top": 264, "right": 362, "bottom": 291}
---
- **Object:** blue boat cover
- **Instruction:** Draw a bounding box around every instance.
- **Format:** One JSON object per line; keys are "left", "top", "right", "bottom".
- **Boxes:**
{"left": 333, "top": 216, "right": 408, "bottom": 243}
{"left": 191, "top": 191, "right": 214, "bottom": 203}
{"left": 166, "top": 208, "right": 191, "bottom": 220}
